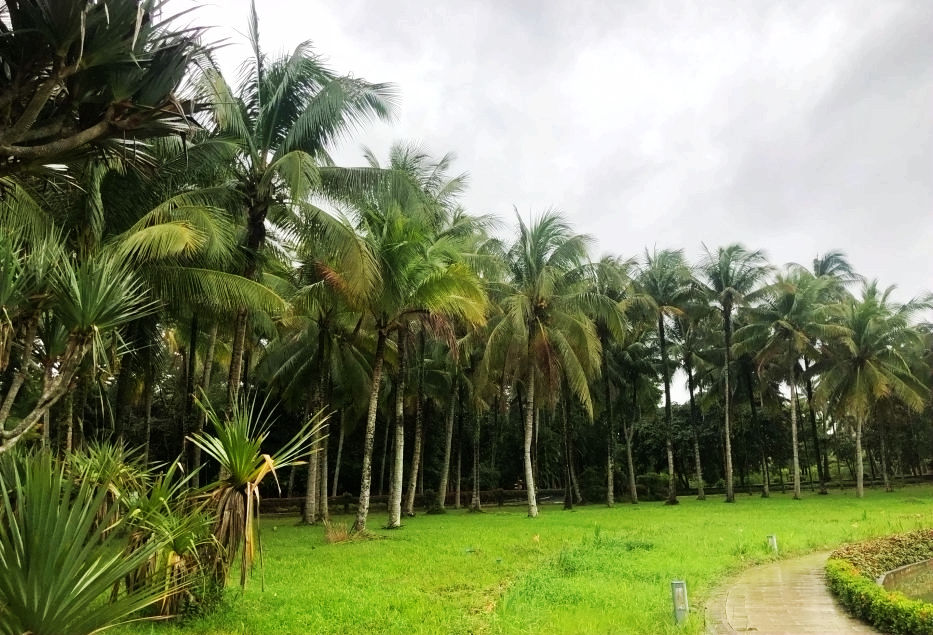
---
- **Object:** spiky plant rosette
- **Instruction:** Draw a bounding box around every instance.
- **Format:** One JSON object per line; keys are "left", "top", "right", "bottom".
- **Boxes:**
{"left": 188, "top": 392, "right": 328, "bottom": 588}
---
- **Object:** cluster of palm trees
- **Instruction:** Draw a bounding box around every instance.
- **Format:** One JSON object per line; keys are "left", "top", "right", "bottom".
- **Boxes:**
{"left": 1, "top": 0, "right": 931, "bottom": 546}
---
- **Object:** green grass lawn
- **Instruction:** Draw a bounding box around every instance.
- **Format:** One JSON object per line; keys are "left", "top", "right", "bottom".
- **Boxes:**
{"left": 129, "top": 485, "right": 933, "bottom": 635}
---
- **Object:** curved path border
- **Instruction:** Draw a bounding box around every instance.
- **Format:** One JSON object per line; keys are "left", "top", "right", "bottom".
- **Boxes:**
{"left": 705, "top": 551, "right": 879, "bottom": 634}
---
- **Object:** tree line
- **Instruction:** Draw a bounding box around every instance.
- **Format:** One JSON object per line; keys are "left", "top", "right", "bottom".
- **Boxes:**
{"left": 1, "top": 0, "right": 931, "bottom": 546}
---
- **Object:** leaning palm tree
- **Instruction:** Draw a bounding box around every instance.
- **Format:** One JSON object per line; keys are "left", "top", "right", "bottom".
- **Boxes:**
{"left": 484, "top": 210, "right": 607, "bottom": 517}
{"left": 698, "top": 244, "right": 771, "bottom": 502}
{"left": 735, "top": 273, "right": 845, "bottom": 499}
{"left": 815, "top": 283, "right": 929, "bottom": 497}
{"left": 637, "top": 249, "right": 692, "bottom": 505}
{"left": 196, "top": 1, "right": 396, "bottom": 403}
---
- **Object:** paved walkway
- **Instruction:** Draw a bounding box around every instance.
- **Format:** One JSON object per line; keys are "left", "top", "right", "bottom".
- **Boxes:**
{"left": 706, "top": 551, "right": 879, "bottom": 634}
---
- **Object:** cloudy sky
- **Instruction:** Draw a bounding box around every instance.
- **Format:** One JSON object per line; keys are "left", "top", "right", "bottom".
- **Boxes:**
{"left": 181, "top": 0, "right": 932, "bottom": 301}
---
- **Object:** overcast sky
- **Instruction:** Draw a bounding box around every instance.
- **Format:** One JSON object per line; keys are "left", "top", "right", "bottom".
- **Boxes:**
{"left": 181, "top": 0, "right": 932, "bottom": 303}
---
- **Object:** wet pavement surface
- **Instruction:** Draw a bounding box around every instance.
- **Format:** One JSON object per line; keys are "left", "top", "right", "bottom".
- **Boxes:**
{"left": 705, "top": 551, "right": 880, "bottom": 634}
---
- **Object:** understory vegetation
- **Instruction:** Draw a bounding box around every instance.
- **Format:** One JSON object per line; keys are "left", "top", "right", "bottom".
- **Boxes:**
{"left": 118, "top": 487, "right": 933, "bottom": 635}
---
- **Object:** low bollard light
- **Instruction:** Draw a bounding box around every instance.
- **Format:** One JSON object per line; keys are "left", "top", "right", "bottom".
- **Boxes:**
{"left": 671, "top": 580, "right": 689, "bottom": 624}
{"left": 767, "top": 534, "right": 778, "bottom": 554}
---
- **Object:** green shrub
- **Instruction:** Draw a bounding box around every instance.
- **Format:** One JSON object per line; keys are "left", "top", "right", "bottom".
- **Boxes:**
{"left": 826, "top": 530, "right": 933, "bottom": 634}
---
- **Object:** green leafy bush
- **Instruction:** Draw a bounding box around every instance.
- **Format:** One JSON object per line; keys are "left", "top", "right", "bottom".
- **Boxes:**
{"left": 826, "top": 530, "right": 933, "bottom": 634}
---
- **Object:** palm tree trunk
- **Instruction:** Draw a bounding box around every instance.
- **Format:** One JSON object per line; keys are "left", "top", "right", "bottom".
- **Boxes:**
{"left": 303, "top": 408, "right": 320, "bottom": 524}
{"left": 332, "top": 411, "right": 345, "bottom": 497}
{"left": 61, "top": 389, "right": 74, "bottom": 456}
{"left": 602, "top": 352, "right": 616, "bottom": 507}
{"left": 562, "top": 397, "right": 573, "bottom": 510}
{"left": 804, "top": 370, "right": 827, "bottom": 494}
{"left": 403, "top": 337, "right": 425, "bottom": 516}
{"left": 523, "top": 366, "right": 539, "bottom": 518}
{"left": 789, "top": 361, "right": 801, "bottom": 500}
{"left": 455, "top": 403, "right": 462, "bottom": 510}
{"left": 880, "top": 425, "right": 892, "bottom": 492}
{"left": 746, "top": 368, "right": 769, "bottom": 498}
{"left": 352, "top": 330, "right": 387, "bottom": 533}
{"left": 142, "top": 380, "right": 153, "bottom": 465}
{"left": 723, "top": 309, "right": 735, "bottom": 503}
{"left": 378, "top": 415, "right": 389, "bottom": 496}
{"left": 192, "top": 323, "right": 217, "bottom": 487}
{"left": 855, "top": 414, "right": 865, "bottom": 498}
{"left": 686, "top": 359, "right": 705, "bottom": 500}
{"left": 625, "top": 377, "right": 639, "bottom": 504}
{"left": 437, "top": 377, "right": 457, "bottom": 511}
{"left": 657, "top": 315, "right": 678, "bottom": 505}
{"left": 319, "top": 421, "right": 329, "bottom": 522}
{"left": 387, "top": 333, "right": 407, "bottom": 529}
{"left": 227, "top": 309, "right": 248, "bottom": 405}
{"left": 469, "top": 413, "right": 482, "bottom": 512}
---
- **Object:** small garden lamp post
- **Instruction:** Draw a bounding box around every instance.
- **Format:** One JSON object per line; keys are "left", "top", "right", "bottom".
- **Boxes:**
{"left": 671, "top": 580, "right": 689, "bottom": 624}
{"left": 767, "top": 534, "right": 779, "bottom": 554}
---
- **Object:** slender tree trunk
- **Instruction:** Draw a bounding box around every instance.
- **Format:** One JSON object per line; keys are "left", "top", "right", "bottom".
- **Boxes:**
{"left": 880, "top": 424, "right": 892, "bottom": 492}
{"left": 437, "top": 377, "right": 457, "bottom": 511}
{"left": 602, "top": 351, "right": 616, "bottom": 506}
{"left": 789, "top": 361, "right": 801, "bottom": 500}
{"left": 403, "top": 337, "right": 425, "bottom": 516}
{"left": 625, "top": 377, "right": 639, "bottom": 504}
{"left": 142, "top": 380, "right": 153, "bottom": 465}
{"left": 686, "top": 360, "right": 705, "bottom": 500}
{"left": 562, "top": 397, "right": 573, "bottom": 510}
{"left": 746, "top": 370, "right": 769, "bottom": 498}
{"left": 332, "top": 411, "right": 345, "bottom": 498}
{"left": 61, "top": 389, "right": 74, "bottom": 456}
{"left": 469, "top": 412, "right": 482, "bottom": 512}
{"left": 0, "top": 318, "right": 38, "bottom": 430}
{"left": 524, "top": 366, "right": 538, "bottom": 517}
{"left": 378, "top": 415, "right": 389, "bottom": 496}
{"left": 352, "top": 330, "right": 387, "bottom": 533}
{"left": 387, "top": 334, "right": 407, "bottom": 529}
{"left": 319, "top": 421, "right": 329, "bottom": 521}
{"left": 855, "top": 414, "right": 865, "bottom": 498}
{"left": 227, "top": 309, "right": 248, "bottom": 405}
{"left": 657, "top": 315, "right": 678, "bottom": 505}
{"left": 192, "top": 323, "right": 217, "bottom": 488}
{"left": 455, "top": 401, "right": 462, "bottom": 510}
{"left": 723, "top": 310, "right": 735, "bottom": 503}
{"left": 303, "top": 403, "right": 320, "bottom": 525}
{"left": 804, "top": 369, "right": 827, "bottom": 494}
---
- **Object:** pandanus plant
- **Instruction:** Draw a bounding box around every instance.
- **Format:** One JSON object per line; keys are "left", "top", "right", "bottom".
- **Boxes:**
{"left": 0, "top": 452, "right": 174, "bottom": 635}
{"left": 188, "top": 394, "right": 327, "bottom": 588}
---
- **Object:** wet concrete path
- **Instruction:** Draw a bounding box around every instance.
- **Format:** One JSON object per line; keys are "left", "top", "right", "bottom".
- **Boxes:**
{"left": 706, "top": 551, "right": 880, "bottom": 634}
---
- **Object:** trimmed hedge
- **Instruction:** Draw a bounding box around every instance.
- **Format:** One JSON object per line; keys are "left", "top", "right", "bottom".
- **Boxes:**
{"left": 826, "top": 529, "right": 933, "bottom": 635}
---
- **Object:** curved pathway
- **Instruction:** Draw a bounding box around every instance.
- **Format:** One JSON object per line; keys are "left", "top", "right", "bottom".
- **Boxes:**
{"left": 706, "top": 551, "right": 879, "bottom": 634}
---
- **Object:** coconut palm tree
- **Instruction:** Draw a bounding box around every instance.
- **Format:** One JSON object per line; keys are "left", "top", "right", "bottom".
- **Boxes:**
{"left": 735, "top": 272, "right": 845, "bottom": 499}
{"left": 484, "top": 210, "right": 605, "bottom": 517}
{"left": 637, "top": 248, "right": 692, "bottom": 505}
{"left": 815, "top": 283, "right": 929, "bottom": 497}
{"left": 196, "top": 1, "right": 396, "bottom": 403}
{"left": 698, "top": 244, "right": 771, "bottom": 502}
{"left": 348, "top": 146, "right": 486, "bottom": 532}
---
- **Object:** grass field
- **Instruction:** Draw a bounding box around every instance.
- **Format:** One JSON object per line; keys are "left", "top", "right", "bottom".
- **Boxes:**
{"left": 128, "top": 485, "right": 933, "bottom": 634}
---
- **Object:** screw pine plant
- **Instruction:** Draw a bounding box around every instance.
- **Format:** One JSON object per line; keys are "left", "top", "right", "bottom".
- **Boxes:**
{"left": 188, "top": 393, "right": 328, "bottom": 588}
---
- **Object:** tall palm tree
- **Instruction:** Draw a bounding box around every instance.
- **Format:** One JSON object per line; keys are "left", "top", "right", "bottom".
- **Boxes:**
{"left": 484, "top": 210, "right": 606, "bottom": 517}
{"left": 816, "top": 283, "right": 929, "bottom": 497}
{"left": 197, "top": 1, "right": 396, "bottom": 403}
{"left": 735, "top": 273, "right": 844, "bottom": 499}
{"left": 585, "top": 255, "right": 634, "bottom": 506}
{"left": 699, "top": 244, "right": 770, "bottom": 502}
{"left": 637, "top": 249, "right": 692, "bottom": 505}
{"left": 349, "top": 146, "right": 486, "bottom": 532}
